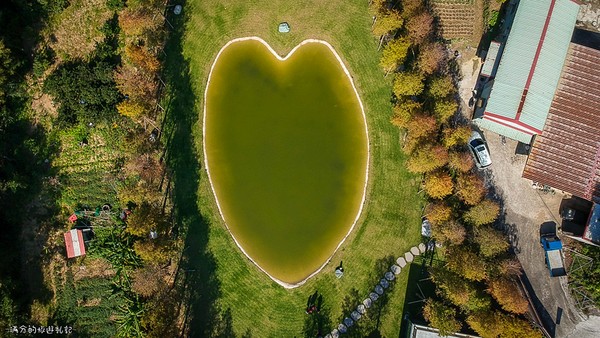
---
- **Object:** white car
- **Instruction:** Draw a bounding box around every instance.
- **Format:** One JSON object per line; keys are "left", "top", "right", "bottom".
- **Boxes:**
{"left": 468, "top": 131, "right": 492, "bottom": 169}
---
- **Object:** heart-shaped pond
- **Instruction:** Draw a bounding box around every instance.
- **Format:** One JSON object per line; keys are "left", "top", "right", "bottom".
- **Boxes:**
{"left": 204, "top": 38, "right": 369, "bottom": 287}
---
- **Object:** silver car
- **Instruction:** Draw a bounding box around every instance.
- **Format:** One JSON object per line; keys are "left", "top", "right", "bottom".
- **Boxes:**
{"left": 468, "top": 131, "right": 492, "bottom": 169}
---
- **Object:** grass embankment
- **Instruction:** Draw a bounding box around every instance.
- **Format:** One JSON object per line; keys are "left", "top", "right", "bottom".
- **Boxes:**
{"left": 163, "top": 0, "right": 424, "bottom": 336}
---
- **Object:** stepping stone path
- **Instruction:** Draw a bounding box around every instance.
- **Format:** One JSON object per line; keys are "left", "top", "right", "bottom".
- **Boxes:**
{"left": 385, "top": 271, "right": 395, "bottom": 281}
{"left": 328, "top": 243, "right": 429, "bottom": 337}
{"left": 369, "top": 292, "right": 379, "bottom": 301}
{"left": 344, "top": 317, "right": 354, "bottom": 327}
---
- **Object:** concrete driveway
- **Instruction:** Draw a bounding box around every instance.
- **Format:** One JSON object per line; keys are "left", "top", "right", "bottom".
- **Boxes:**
{"left": 481, "top": 132, "right": 585, "bottom": 338}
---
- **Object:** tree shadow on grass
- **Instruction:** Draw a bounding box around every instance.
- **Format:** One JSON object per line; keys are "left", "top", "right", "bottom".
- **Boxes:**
{"left": 334, "top": 256, "right": 397, "bottom": 338}
{"left": 302, "top": 291, "right": 333, "bottom": 338}
{"left": 161, "top": 6, "right": 222, "bottom": 338}
{"left": 397, "top": 259, "right": 433, "bottom": 337}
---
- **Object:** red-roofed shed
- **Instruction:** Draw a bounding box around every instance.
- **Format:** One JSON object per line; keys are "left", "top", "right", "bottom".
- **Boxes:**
{"left": 64, "top": 229, "right": 86, "bottom": 258}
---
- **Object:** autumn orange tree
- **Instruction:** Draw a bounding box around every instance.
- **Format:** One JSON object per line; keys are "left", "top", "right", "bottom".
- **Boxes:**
{"left": 445, "top": 246, "right": 487, "bottom": 281}
{"left": 406, "top": 113, "right": 438, "bottom": 139}
{"left": 433, "top": 99, "right": 459, "bottom": 122}
{"left": 467, "top": 310, "right": 540, "bottom": 338}
{"left": 487, "top": 278, "right": 529, "bottom": 314}
{"left": 131, "top": 264, "right": 164, "bottom": 298}
{"left": 124, "top": 152, "right": 164, "bottom": 185}
{"left": 406, "top": 144, "right": 448, "bottom": 173}
{"left": 119, "top": 8, "right": 162, "bottom": 38}
{"left": 125, "top": 44, "right": 160, "bottom": 73}
{"left": 464, "top": 200, "right": 501, "bottom": 226}
{"left": 423, "top": 299, "right": 462, "bottom": 336}
{"left": 418, "top": 42, "right": 446, "bottom": 75}
{"left": 393, "top": 71, "right": 425, "bottom": 97}
{"left": 442, "top": 125, "right": 472, "bottom": 149}
{"left": 474, "top": 226, "right": 510, "bottom": 258}
{"left": 430, "top": 267, "right": 492, "bottom": 312}
{"left": 455, "top": 172, "right": 486, "bottom": 205}
{"left": 448, "top": 150, "right": 475, "bottom": 173}
{"left": 404, "top": 113, "right": 438, "bottom": 151}
{"left": 497, "top": 258, "right": 523, "bottom": 278}
{"left": 115, "top": 65, "right": 158, "bottom": 104}
{"left": 424, "top": 202, "right": 453, "bottom": 226}
{"left": 433, "top": 219, "right": 466, "bottom": 245}
{"left": 428, "top": 74, "right": 455, "bottom": 99}
{"left": 423, "top": 170, "right": 453, "bottom": 199}
{"left": 371, "top": 5, "right": 404, "bottom": 48}
{"left": 380, "top": 37, "right": 411, "bottom": 75}
{"left": 406, "top": 10, "right": 434, "bottom": 43}
{"left": 390, "top": 99, "right": 423, "bottom": 128}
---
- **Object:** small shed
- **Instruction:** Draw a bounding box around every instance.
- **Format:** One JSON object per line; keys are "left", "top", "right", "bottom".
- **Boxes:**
{"left": 64, "top": 229, "right": 86, "bottom": 258}
{"left": 278, "top": 22, "right": 290, "bottom": 33}
{"left": 480, "top": 41, "right": 501, "bottom": 78}
{"left": 407, "top": 319, "right": 480, "bottom": 338}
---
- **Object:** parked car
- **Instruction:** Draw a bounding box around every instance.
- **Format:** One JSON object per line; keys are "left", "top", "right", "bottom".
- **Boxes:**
{"left": 539, "top": 221, "right": 566, "bottom": 277}
{"left": 468, "top": 131, "right": 492, "bottom": 169}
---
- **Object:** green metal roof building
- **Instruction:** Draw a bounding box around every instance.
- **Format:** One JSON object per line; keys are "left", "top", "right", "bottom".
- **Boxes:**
{"left": 473, "top": 0, "right": 580, "bottom": 143}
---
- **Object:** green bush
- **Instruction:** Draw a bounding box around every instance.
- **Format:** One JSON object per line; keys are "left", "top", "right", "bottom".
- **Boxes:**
{"left": 44, "top": 60, "right": 121, "bottom": 125}
{"left": 33, "top": 45, "right": 55, "bottom": 78}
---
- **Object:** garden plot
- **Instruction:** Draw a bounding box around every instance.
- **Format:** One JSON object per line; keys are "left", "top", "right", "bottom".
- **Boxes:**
{"left": 52, "top": 124, "right": 126, "bottom": 209}
{"left": 431, "top": 0, "right": 481, "bottom": 40}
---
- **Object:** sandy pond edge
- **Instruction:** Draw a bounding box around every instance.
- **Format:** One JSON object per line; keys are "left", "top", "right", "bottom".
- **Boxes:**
{"left": 202, "top": 36, "right": 371, "bottom": 289}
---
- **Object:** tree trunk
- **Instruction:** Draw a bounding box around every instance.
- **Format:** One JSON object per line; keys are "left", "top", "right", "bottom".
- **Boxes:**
{"left": 377, "top": 35, "right": 385, "bottom": 51}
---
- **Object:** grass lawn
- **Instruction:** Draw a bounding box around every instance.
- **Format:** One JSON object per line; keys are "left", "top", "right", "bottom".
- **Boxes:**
{"left": 163, "top": 0, "right": 425, "bottom": 336}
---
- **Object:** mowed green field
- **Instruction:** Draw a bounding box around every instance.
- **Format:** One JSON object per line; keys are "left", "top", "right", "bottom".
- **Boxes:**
{"left": 174, "top": 0, "right": 425, "bottom": 336}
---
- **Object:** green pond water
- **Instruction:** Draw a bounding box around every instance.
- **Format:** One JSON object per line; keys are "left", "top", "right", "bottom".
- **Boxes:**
{"left": 205, "top": 39, "right": 368, "bottom": 284}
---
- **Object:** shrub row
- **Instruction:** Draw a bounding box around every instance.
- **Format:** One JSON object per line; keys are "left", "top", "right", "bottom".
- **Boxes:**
{"left": 369, "top": 1, "right": 540, "bottom": 336}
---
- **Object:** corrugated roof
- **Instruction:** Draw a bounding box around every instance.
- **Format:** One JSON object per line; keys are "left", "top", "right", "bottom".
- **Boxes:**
{"left": 481, "top": 41, "right": 501, "bottom": 77}
{"left": 478, "top": 0, "right": 580, "bottom": 143}
{"left": 64, "top": 229, "right": 86, "bottom": 258}
{"left": 474, "top": 118, "right": 533, "bottom": 144}
{"left": 523, "top": 43, "right": 600, "bottom": 201}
